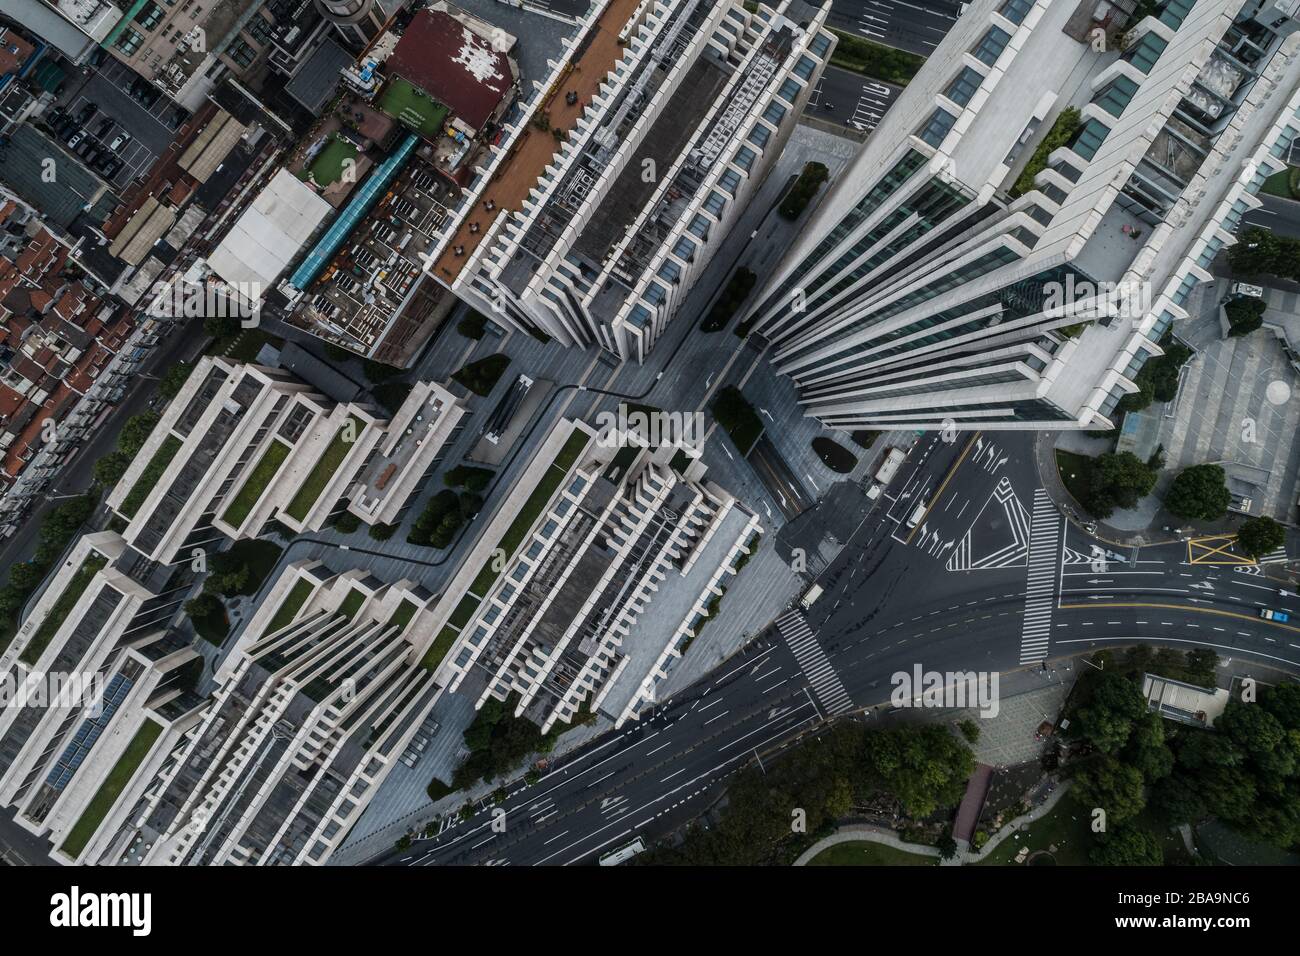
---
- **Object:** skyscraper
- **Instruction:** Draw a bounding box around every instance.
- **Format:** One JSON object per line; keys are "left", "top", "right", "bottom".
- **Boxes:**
{"left": 748, "top": 0, "right": 1300, "bottom": 430}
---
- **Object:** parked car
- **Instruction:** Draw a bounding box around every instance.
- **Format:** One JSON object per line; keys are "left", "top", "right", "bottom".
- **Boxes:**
{"left": 76, "top": 102, "right": 95, "bottom": 124}
{"left": 66, "top": 130, "right": 85, "bottom": 149}
{"left": 96, "top": 117, "right": 113, "bottom": 138}
{"left": 88, "top": 47, "right": 106, "bottom": 69}
{"left": 109, "top": 131, "right": 131, "bottom": 151}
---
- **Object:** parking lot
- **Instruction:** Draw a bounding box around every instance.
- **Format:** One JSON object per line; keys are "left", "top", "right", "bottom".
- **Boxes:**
{"left": 56, "top": 55, "right": 186, "bottom": 191}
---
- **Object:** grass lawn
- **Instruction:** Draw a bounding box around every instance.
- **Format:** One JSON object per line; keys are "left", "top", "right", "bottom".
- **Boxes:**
{"left": 378, "top": 77, "right": 450, "bottom": 138}
{"left": 119, "top": 435, "right": 182, "bottom": 519}
{"left": 267, "top": 578, "right": 315, "bottom": 633}
{"left": 20, "top": 554, "right": 108, "bottom": 666}
{"left": 61, "top": 719, "right": 162, "bottom": 859}
{"left": 306, "top": 135, "right": 358, "bottom": 187}
{"left": 285, "top": 416, "right": 366, "bottom": 521}
{"left": 974, "top": 796, "right": 1095, "bottom": 866}
{"left": 340, "top": 588, "right": 367, "bottom": 620}
{"left": 421, "top": 624, "right": 459, "bottom": 671}
{"left": 1055, "top": 449, "right": 1094, "bottom": 510}
{"left": 223, "top": 440, "right": 292, "bottom": 526}
{"left": 807, "top": 841, "right": 937, "bottom": 866}
{"left": 1260, "top": 166, "right": 1300, "bottom": 200}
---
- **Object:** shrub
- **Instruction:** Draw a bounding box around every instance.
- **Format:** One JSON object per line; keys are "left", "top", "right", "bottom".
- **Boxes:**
{"left": 368, "top": 522, "right": 398, "bottom": 541}
{"left": 828, "top": 28, "right": 924, "bottom": 85}
{"left": 702, "top": 268, "right": 757, "bottom": 332}
{"left": 711, "top": 386, "right": 763, "bottom": 456}
{"left": 778, "top": 162, "right": 829, "bottom": 220}
{"left": 452, "top": 354, "right": 510, "bottom": 396}
{"left": 1010, "top": 107, "right": 1082, "bottom": 198}
{"left": 332, "top": 511, "right": 361, "bottom": 533}
{"left": 1225, "top": 296, "right": 1265, "bottom": 337}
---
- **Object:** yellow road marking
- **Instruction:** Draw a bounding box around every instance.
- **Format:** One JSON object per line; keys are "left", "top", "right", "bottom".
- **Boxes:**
{"left": 1059, "top": 600, "right": 1298, "bottom": 633}
{"left": 904, "top": 432, "right": 979, "bottom": 546}
{"left": 1186, "top": 534, "right": 1253, "bottom": 565}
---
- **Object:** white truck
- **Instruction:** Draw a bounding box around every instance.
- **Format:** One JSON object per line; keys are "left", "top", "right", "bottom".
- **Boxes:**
{"left": 800, "top": 584, "right": 824, "bottom": 609}
{"left": 866, "top": 448, "right": 906, "bottom": 500}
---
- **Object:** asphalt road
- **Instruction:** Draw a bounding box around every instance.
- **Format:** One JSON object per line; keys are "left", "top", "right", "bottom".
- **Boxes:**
{"left": 808, "top": 65, "right": 904, "bottom": 132}
{"left": 374, "top": 430, "right": 1300, "bottom": 867}
{"left": 1243, "top": 191, "right": 1300, "bottom": 239}
{"left": 828, "top": 0, "right": 960, "bottom": 56}
{"left": 0, "top": 320, "right": 201, "bottom": 582}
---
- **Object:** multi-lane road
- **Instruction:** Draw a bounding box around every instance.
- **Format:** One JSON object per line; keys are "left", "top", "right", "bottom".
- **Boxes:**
{"left": 373, "top": 430, "right": 1300, "bottom": 866}
{"left": 828, "top": 0, "right": 961, "bottom": 56}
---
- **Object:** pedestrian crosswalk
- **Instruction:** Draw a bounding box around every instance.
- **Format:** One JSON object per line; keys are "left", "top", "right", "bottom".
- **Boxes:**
{"left": 1258, "top": 546, "right": 1288, "bottom": 565}
{"left": 1019, "top": 490, "right": 1061, "bottom": 665}
{"left": 776, "top": 610, "right": 855, "bottom": 716}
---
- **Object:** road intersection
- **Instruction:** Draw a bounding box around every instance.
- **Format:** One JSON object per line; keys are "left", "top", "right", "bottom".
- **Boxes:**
{"left": 373, "top": 429, "right": 1300, "bottom": 866}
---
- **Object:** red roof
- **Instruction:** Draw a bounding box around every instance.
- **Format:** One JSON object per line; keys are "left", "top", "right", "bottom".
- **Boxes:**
{"left": 387, "top": 9, "right": 514, "bottom": 131}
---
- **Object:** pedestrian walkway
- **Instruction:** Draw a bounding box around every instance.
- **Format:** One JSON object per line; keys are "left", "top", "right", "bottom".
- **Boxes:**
{"left": 776, "top": 610, "right": 854, "bottom": 716}
{"left": 1019, "top": 491, "right": 1060, "bottom": 664}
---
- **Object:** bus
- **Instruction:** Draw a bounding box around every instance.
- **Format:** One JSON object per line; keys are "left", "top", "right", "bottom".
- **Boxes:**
{"left": 599, "top": 838, "right": 646, "bottom": 865}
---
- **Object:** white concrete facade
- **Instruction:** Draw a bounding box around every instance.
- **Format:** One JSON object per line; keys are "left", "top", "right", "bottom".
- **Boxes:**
{"left": 748, "top": 0, "right": 1300, "bottom": 431}
{"left": 431, "top": 0, "right": 834, "bottom": 361}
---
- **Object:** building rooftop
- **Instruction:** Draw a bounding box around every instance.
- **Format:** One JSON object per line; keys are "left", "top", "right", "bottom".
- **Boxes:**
{"left": 208, "top": 169, "right": 333, "bottom": 292}
{"left": 386, "top": 6, "right": 514, "bottom": 131}
{"left": 286, "top": 38, "right": 355, "bottom": 116}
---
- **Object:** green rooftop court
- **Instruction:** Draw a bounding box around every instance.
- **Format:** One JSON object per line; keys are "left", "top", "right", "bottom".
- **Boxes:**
{"left": 377, "top": 77, "right": 450, "bottom": 138}
{"left": 21, "top": 553, "right": 109, "bottom": 667}
{"left": 304, "top": 135, "right": 359, "bottom": 188}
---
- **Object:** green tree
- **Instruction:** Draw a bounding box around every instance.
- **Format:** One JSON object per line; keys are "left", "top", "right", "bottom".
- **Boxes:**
{"left": 6, "top": 561, "right": 47, "bottom": 593}
{"left": 117, "top": 412, "right": 160, "bottom": 458}
{"left": 1123, "top": 713, "right": 1174, "bottom": 782}
{"left": 957, "top": 719, "right": 980, "bottom": 744}
{"left": 93, "top": 450, "right": 132, "bottom": 488}
{"left": 158, "top": 362, "right": 195, "bottom": 400}
{"left": 1225, "top": 296, "right": 1265, "bottom": 337}
{"left": 204, "top": 316, "right": 241, "bottom": 341}
{"left": 184, "top": 593, "right": 223, "bottom": 619}
{"left": 864, "top": 725, "right": 974, "bottom": 819}
{"left": 1165, "top": 463, "right": 1231, "bottom": 522}
{"left": 1085, "top": 452, "right": 1156, "bottom": 519}
{"left": 1072, "top": 756, "right": 1147, "bottom": 824}
{"left": 1073, "top": 671, "right": 1147, "bottom": 753}
{"left": 1237, "top": 515, "right": 1285, "bottom": 559}
{"left": 332, "top": 511, "right": 361, "bottom": 534}
{"left": 1089, "top": 825, "right": 1163, "bottom": 866}
{"left": 1228, "top": 226, "right": 1283, "bottom": 276}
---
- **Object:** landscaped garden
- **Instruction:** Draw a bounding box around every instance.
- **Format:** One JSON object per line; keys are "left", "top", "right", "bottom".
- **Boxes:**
{"left": 20, "top": 553, "right": 107, "bottom": 666}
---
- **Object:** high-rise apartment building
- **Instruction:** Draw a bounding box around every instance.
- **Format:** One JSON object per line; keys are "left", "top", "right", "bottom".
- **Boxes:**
{"left": 747, "top": 0, "right": 1300, "bottom": 430}
{"left": 429, "top": 0, "right": 835, "bottom": 360}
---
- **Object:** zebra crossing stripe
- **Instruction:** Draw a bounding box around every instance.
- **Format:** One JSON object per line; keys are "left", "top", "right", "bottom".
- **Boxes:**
{"left": 776, "top": 611, "right": 855, "bottom": 716}
{"left": 1019, "top": 491, "right": 1061, "bottom": 665}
